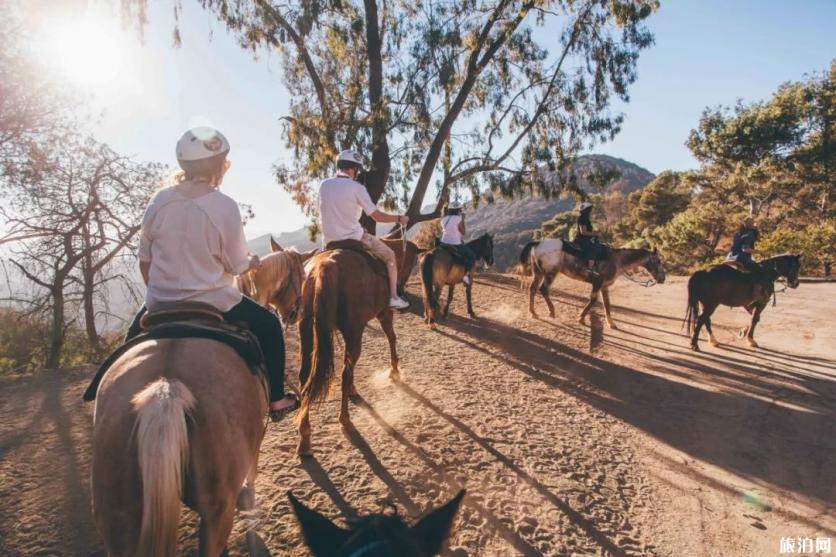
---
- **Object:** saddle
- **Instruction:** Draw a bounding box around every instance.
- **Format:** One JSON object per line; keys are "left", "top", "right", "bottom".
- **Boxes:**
{"left": 438, "top": 243, "right": 468, "bottom": 266}
{"left": 722, "top": 260, "right": 751, "bottom": 273}
{"left": 82, "top": 302, "right": 267, "bottom": 402}
{"left": 324, "top": 239, "right": 388, "bottom": 280}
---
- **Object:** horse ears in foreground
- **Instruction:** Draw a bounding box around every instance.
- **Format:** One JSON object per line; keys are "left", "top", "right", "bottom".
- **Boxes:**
{"left": 301, "top": 248, "right": 319, "bottom": 262}
{"left": 287, "top": 491, "right": 352, "bottom": 555}
{"left": 410, "top": 489, "right": 466, "bottom": 555}
{"left": 270, "top": 237, "right": 284, "bottom": 252}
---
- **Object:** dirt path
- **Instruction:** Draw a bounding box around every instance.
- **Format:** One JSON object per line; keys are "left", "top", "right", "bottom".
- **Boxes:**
{"left": 1, "top": 274, "right": 833, "bottom": 556}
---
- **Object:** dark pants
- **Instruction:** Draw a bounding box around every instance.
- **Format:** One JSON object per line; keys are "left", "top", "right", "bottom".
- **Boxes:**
{"left": 442, "top": 243, "right": 477, "bottom": 270}
{"left": 576, "top": 236, "right": 603, "bottom": 261}
{"left": 126, "top": 296, "right": 286, "bottom": 402}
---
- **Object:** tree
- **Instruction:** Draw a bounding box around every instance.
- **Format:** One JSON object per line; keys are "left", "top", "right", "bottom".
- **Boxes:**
{"left": 129, "top": 0, "right": 657, "bottom": 230}
{"left": 1, "top": 134, "right": 163, "bottom": 366}
{"left": 612, "top": 170, "right": 691, "bottom": 243}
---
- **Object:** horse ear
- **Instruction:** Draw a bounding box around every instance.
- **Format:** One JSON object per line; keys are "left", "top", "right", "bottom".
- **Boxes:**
{"left": 287, "top": 491, "right": 350, "bottom": 556}
{"left": 410, "top": 490, "right": 465, "bottom": 556}
{"left": 301, "top": 248, "right": 319, "bottom": 262}
{"left": 270, "top": 237, "right": 283, "bottom": 252}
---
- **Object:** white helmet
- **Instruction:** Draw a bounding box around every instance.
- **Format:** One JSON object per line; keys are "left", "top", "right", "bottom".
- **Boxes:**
{"left": 176, "top": 127, "right": 230, "bottom": 163}
{"left": 336, "top": 149, "right": 365, "bottom": 170}
{"left": 579, "top": 201, "right": 593, "bottom": 211}
{"left": 448, "top": 201, "right": 462, "bottom": 210}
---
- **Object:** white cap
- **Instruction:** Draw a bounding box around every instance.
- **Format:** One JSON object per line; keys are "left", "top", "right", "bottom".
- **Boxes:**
{"left": 579, "top": 201, "right": 593, "bottom": 211}
{"left": 448, "top": 201, "right": 462, "bottom": 210}
{"left": 336, "top": 149, "right": 365, "bottom": 169}
{"left": 176, "top": 127, "right": 230, "bottom": 162}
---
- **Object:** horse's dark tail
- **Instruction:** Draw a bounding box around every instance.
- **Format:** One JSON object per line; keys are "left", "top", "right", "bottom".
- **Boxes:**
{"left": 298, "top": 262, "right": 338, "bottom": 413}
{"left": 684, "top": 272, "right": 701, "bottom": 334}
{"left": 421, "top": 252, "right": 436, "bottom": 315}
{"left": 517, "top": 241, "right": 540, "bottom": 288}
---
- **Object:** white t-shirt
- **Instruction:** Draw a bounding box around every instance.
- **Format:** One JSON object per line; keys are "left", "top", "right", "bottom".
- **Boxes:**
{"left": 138, "top": 183, "right": 249, "bottom": 312}
{"left": 318, "top": 174, "right": 379, "bottom": 243}
{"left": 441, "top": 215, "right": 463, "bottom": 245}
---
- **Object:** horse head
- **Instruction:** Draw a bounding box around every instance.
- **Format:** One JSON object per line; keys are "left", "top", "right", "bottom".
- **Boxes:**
{"left": 243, "top": 248, "right": 312, "bottom": 325}
{"left": 772, "top": 253, "right": 802, "bottom": 289}
{"left": 642, "top": 248, "right": 666, "bottom": 284}
{"left": 288, "top": 490, "right": 465, "bottom": 557}
{"left": 478, "top": 233, "right": 495, "bottom": 267}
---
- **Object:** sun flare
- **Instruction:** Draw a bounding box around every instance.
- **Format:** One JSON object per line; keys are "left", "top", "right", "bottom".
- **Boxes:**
{"left": 37, "top": 15, "right": 123, "bottom": 87}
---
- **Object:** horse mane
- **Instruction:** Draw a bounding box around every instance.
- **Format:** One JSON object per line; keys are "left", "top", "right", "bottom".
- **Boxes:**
{"left": 238, "top": 249, "right": 300, "bottom": 302}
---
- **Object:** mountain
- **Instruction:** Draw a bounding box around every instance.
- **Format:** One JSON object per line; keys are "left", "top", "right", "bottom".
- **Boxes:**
{"left": 253, "top": 154, "right": 655, "bottom": 268}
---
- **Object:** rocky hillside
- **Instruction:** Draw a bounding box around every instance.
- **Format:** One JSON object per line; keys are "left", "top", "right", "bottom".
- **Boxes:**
{"left": 254, "top": 154, "right": 654, "bottom": 268}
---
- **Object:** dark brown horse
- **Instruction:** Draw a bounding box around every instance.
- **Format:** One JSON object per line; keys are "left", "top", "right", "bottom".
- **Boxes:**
{"left": 520, "top": 238, "right": 666, "bottom": 328}
{"left": 288, "top": 489, "right": 465, "bottom": 557}
{"left": 295, "top": 241, "right": 419, "bottom": 457}
{"left": 685, "top": 254, "right": 802, "bottom": 351}
{"left": 420, "top": 233, "right": 494, "bottom": 326}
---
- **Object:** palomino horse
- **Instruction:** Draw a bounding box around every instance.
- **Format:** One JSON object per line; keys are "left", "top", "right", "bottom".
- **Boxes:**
{"left": 295, "top": 240, "right": 420, "bottom": 456}
{"left": 288, "top": 489, "right": 465, "bottom": 557}
{"left": 236, "top": 236, "right": 318, "bottom": 324}
{"left": 419, "top": 233, "right": 494, "bottom": 326}
{"left": 685, "top": 253, "right": 801, "bottom": 351}
{"left": 520, "top": 238, "right": 666, "bottom": 327}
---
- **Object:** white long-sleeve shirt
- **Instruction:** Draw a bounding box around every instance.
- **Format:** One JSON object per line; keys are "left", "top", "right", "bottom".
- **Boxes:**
{"left": 138, "top": 182, "right": 249, "bottom": 312}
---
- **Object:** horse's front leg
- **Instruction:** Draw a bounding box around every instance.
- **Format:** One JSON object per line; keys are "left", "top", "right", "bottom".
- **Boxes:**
{"left": 466, "top": 282, "right": 476, "bottom": 318}
{"left": 378, "top": 310, "right": 400, "bottom": 381}
{"left": 540, "top": 272, "right": 556, "bottom": 318}
{"left": 296, "top": 404, "right": 313, "bottom": 457}
{"left": 578, "top": 285, "right": 600, "bottom": 325}
{"left": 443, "top": 284, "right": 454, "bottom": 317}
{"left": 339, "top": 334, "right": 363, "bottom": 431}
{"left": 600, "top": 287, "right": 617, "bottom": 330}
{"left": 745, "top": 302, "right": 767, "bottom": 348}
{"left": 528, "top": 269, "right": 543, "bottom": 317}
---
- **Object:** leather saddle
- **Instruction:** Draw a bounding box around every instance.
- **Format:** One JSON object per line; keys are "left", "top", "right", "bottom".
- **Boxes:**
{"left": 722, "top": 260, "right": 751, "bottom": 273}
{"left": 82, "top": 302, "right": 267, "bottom": 402}
{"left": 438, "top": 243, "right": 468, "bottom": 266}
{"left": 324, "top": 239, "right": 388, "bottom": 280}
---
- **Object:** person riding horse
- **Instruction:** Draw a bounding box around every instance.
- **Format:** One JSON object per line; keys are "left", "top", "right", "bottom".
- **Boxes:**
{"left": 726, "top": 217, "right": 763, "bottom": 274}
{"left": 318, "top": 149, "right": 410, "bottom": 309}
{"left": 575, "top": 201, "right": 603, "bottom": 277}
{"left": 124, "top": 127, "right": 299, "bottom": 418}
{"left": 440, "top": 202, "right": 477, "bottom": 286}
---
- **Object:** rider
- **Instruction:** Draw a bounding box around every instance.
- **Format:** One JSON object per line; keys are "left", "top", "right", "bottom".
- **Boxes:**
{"left": 440, "top": 202, "right": 477, "bottom": 286}
{"left": 125, "top": 127, "right": 299, "bottom": 418}
{"left": 318, "top": 150, "right": 410, "bottom": 309}
{"left": 575, "top": 201, "right": 601, "bottom": 277}
{"left": 726, "top": 217, "right": 763, "bottom": 274}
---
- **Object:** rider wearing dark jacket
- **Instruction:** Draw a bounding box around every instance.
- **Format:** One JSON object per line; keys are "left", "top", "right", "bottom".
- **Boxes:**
{"left": 726, "top": 217, "right": 762, "bottom": 274}
{"left": 575, "top": 202, "right": 602, "bottom": 276}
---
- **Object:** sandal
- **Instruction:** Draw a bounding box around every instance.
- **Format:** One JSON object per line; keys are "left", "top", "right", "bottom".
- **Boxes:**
{"left": 269, "top": 393, "right": 300, "bottom": 423}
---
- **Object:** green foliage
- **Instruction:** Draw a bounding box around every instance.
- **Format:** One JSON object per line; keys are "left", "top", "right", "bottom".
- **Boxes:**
{"left": 759, "top": 222, "right": 835, "bottom": 275}
{"left": 537, "top": 211, "right": 577, "bottom": 241}
{"left": 649, "top": 201, "right": 738, "bottom": 273}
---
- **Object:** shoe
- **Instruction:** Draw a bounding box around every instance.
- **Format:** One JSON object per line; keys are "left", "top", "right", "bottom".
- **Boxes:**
{"left": 462, "top": 275, "right": 472, "bottom": 286}
{"left": 269, "top": 393, "right": 300, "bottom": 423}
{"left": 389, "top": 296, "right": 410, "bottom": 310}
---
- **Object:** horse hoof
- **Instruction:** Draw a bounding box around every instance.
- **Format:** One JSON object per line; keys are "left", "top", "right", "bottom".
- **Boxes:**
{"left": 236, "top": 486, "right": 256, "bottom": 511}
{"left": 608, "top": 323, "right": 619, "bottom": 331}
{"left": 690, "top": 344, "right": 700, "bottom": 352}
{"left": 340, "top": 421, "right": 356, "bottom": 433}
{"left": 549, "top": 312, "right": 555, "bottom": 319}
{"left": 468, "top": 313, "right": 477, "bottom": 319}
{"left": 389, "top": 371, "right": 401, "bottom": 383}
{"left": 296, "top": 445, "right": 313, "bottom": 458}
{"left": 747, "top": 339, "right": 759, "bottom": 348}
{"left": 709, "top": 339, "right": 720, "bottom": 347}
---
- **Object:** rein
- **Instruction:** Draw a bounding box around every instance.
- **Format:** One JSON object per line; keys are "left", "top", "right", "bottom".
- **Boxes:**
{"left": 623, "top": 270, "right": 656, "bottom": 287}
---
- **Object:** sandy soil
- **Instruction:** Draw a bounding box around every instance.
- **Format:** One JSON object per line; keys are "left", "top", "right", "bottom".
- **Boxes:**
{"left": 1, "top": 273, "right": 833, "bottom": 556}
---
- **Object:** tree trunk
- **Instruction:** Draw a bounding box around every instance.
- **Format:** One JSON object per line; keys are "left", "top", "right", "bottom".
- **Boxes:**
{"left": 82, "top": 272, "right": 101, "bottom": 356}
{"left": 46, "top": 286, "right": 65, "bottom": 369}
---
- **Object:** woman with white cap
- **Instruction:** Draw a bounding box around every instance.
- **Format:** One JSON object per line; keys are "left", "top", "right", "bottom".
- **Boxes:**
{"left": 125, "top": 127, "right": 299, "bottom": 419}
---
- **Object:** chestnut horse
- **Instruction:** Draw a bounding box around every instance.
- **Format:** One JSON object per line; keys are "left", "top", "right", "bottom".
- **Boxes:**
{"left": 685, "top": 254, "right": 801, "bottom": 350}
{"left": 295, "top": 239, "right": 420, "bottom": 456}
{"left": 520, "top": 238, "right": 666, "bottom": 328}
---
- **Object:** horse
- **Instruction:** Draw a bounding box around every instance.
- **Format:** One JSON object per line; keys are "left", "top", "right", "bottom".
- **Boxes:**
{"left": 236, "top": 236, "right": 318, "bottom": 324}
{"left": 419, "top": 233, "right": 494, "bottom": 326}
{"left": 294, "top": 238, "right": 421, "bottom": 456}
{"left": 91, "top": 277, "right": 304, "bottom": 556}
{"left": 519, "top": 238, "right": 666, "bottom": 328}
{"left": 684, "top": 253, "right": 802, "bottom": 351}
{"left": 288, "top": 489, "right": 465, "bottom": 557}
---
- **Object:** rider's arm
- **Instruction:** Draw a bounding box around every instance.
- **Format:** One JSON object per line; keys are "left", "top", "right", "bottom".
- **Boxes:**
{"left": 578, "top": 224, "right": 597, "bottom": 237}
{"left": 356, "top": 186, "right": 409, "bottom": 225}
{"left": 370, "top": 210, "right": 408, "bottom": 225}
{"left": 458, "top": 215, "right": 466, "bottom": 235}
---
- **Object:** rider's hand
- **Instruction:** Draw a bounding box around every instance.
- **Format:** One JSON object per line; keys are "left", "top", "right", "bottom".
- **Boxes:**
{"left": 248, "top": 254, "right": 261, "bottom": 270}
{"left": 398, "top": 215, "right": 409, "bottom": 226}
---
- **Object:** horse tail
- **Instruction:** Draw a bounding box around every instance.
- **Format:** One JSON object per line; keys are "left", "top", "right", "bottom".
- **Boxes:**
{"left": 421, "top": 251, "right": 436, "bottom": 311}
{"left": 300, "top": 263, "right": 338, "bottom": 410}
{"left": 132, "top": 378, "right": 195, "bottom": 557}
{"left": 684, "top": 272, "right": 701, "bottom": 334}
{"left": 517, "top": 241, "right": 541, "bottom": 285}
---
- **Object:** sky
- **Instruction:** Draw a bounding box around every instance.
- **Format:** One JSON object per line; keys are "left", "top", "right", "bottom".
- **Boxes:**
{"left": 23, "top": 0, "right": 836, "bottom": 239}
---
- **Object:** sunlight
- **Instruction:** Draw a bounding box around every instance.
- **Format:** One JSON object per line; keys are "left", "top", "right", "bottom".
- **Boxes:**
{"left": 37, "top": 13, "right": 123, "bottom": 88}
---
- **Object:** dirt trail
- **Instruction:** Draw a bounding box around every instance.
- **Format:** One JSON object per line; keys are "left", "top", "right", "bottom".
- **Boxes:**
{"left": 1, "top": 274, "right": 833, "bottom": 556}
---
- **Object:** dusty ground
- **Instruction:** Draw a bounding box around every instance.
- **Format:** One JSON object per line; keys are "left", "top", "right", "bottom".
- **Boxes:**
{"left": 1, "top": 274, "right": 834, "bottom": 556}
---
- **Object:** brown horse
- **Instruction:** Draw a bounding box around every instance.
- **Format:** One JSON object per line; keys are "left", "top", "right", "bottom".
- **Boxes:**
{"left": 92, "top": 340, "right": 267, "bottom": 557}
{"left": 236, "top": 236, "right": 317, "bottom": 323}
{"left": 419, "top": 233, "right": 494, "bottom": 326}
{"left": 294, "top": 239, "right": 420, "bottom": 456}
{"left": 520, "top": 238, "right": 666, "bottom": 328}
{"left": 685, "top": 253, "right": 802, "bottom": 351}
{"left": 288, "top": 489, "right": 465, "bottom": 556}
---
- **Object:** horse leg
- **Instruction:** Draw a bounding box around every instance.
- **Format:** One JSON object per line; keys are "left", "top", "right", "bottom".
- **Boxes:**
{"left": 339, "top": 332, "right": 364, "bottom": 431}
{"left": 705, "top": 315, "right": 720, "bottom": 347}
{"left": 198, "top": 503, "right": 235, "bottom": 557}
{"left": 443, "top": 284, "right": 454, "bottom": 318}
{"left": 236, "top": 458, "right": 258, "bottom": 512}
{"left": 691, "top": 303, "right": 716, "bottom": 351}
{"left": 578, "top": 285, "right": 600, "bottom": 325}
{"left": 378, "top": 310, "right": 401, "bottom": 381}
{"left": 601, "top": 287, "right": 617, "bottom": 330}
{"left": 296, "top": 404, "right": 313, "bottom": 457}
{"left": 540, "top": 272, "right": 556, "bottom": 318}
{"left": 466, "top": 282, "right": 476, "bottom": 318}
{"left": 528, "top": 270, "right": 542, "bottom": 317}
{"left": 745, "top": 302, "right": 767, "bottom": 348}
